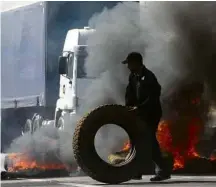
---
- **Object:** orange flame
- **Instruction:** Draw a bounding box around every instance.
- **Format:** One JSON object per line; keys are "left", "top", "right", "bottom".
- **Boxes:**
{"left": 121, "top": 140, "right": 131, "bottom": 152}
{"left": 157, "top": 119, "right": 202, "bottom": 170}
{"left": 7, "top": 153, "right": 66, "bottom": 172}
{"left": 121, "top": 118, "right": 204, "bottom": 170}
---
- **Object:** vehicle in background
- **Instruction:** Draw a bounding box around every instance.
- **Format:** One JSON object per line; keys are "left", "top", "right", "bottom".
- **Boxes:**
{"left": 54, "top": 27, "right": 95, "bottom": 130}
{"left": 1, "top": 1, "right": 120, "bottom": 151}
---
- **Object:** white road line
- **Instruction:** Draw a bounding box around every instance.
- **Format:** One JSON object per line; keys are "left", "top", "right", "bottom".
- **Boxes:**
{"left": 1, "top": 179, "right": 51, "bottom": 184}
{"left": 171, "top": 176, "right": 216, "bottom": 180}
{"left": 1, "top": 177, "right": 74, "bottom": 183}
{"left": 1, "top": 175, "right": 216, "bottom": 184}
{"left": 59, "top": 183, "right": 103, "bottom": 187}
{"left": 0, "top": 177, "right": 93, "bottom": 184}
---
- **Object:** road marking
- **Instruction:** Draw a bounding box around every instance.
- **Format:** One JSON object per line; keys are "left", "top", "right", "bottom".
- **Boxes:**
{"left": 0, "top": 177, "right": 93, "bottom": 184}
{"left": 59, "top": 183, "right": 103, "bottom": 187}
{"left": 171, "top": 176, "right": 216, "bottom": 180}
{"left": 1, "top": 175, "right": 216, "bottom": 184}
{"left": 1, "top": 179, "right": 52, "bottom": 184}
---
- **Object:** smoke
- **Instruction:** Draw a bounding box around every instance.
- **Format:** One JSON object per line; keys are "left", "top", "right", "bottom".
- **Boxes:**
{"left": 85, "top": 1, "right": 216, "bottom": 155}
{"left": 85, "top": 2, "right": 183, "bottom": 98}
{"left": 151, "top": 2, "right": 216, "bottom": 142}
{"left": 6, "top": 1, "right": 216, "bottom": 170}
{"left": 155, "top": 2, "right": 216, "bottom": 101}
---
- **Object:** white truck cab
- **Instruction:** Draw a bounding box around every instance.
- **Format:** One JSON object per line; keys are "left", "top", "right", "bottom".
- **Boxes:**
{"left": 55, "top": 27, "right": 95, "bottom": 130}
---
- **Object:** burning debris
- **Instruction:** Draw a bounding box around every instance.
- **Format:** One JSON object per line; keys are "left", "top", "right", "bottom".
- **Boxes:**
{"left": 157, "top": 121, "right": 202, "bottom": 170}
{"left": 3, "top": 126, "right": 79, "bottom": 179}
{"left": 2, "top": 152, "right": 71, "bottom": 179}
{"left": 157, "top": 121, "right": 216, "bottom": 173}
{"left": 6, "top": 153, "right": 67, "bottom": 172}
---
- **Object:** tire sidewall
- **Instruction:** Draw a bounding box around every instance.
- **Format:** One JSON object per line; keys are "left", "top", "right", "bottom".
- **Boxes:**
{"left": 73, "top": 105, "right": 152, "bottom": 184}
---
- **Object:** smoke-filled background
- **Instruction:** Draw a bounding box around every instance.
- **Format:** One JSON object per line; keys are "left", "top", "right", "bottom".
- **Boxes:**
{"left": 6, "top": 1, "right": 216, "bottom": 168}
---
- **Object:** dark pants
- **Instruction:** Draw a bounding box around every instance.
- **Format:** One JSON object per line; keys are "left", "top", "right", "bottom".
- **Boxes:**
{"left": 147, "top": 118, "right": 168, "bottom": 175}
{"left": 140, "top": 112, "right": 169, "bottom": 175}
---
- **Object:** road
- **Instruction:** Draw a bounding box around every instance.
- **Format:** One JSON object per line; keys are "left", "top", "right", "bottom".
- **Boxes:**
{"left": 1, "top": 175, "right": 216, "bottom": 187}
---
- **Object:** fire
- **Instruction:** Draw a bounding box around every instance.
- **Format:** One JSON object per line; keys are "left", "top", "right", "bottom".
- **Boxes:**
{"left": 7, "top": 153, "right": 66, "bottom": 172}
{"left": 157, "top": 119, "right": 201, "bottom": 170}
{"left": 121, "top": 119, "right": 203, "bottom": 170}
{"left": 121, "top": 140, "right": 131, "bottom": 151}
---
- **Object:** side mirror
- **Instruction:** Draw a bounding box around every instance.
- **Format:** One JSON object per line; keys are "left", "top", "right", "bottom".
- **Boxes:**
{"left": 58, "top": 56, "right": 67, "bottom": 74}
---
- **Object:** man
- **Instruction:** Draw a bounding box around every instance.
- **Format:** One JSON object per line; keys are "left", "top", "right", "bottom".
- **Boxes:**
{"left": 122, "top": 52, "right": 171, "bottom": 182}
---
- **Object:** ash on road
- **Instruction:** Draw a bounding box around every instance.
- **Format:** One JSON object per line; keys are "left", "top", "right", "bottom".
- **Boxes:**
{"left": 1, "top": 176, "right": 216, "bottom": 187}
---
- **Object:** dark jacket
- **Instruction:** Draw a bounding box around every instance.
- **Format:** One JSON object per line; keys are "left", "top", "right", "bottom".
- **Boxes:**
{"left": 125, "top": 66, "right": 162, "bottom": 119}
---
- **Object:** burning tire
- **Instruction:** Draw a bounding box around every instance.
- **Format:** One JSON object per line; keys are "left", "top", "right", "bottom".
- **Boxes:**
{"left": 72, "top": 104, "right": 152, "bottom": 184}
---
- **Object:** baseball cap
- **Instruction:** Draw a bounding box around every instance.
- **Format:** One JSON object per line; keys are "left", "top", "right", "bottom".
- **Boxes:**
{"left": 121, "top": 52, "right": 143, "bottom": 64}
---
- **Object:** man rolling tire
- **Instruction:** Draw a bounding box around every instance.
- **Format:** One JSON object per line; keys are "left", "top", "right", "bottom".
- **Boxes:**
{"left": 122, "top": 52, "right": 172, "bottom": 181}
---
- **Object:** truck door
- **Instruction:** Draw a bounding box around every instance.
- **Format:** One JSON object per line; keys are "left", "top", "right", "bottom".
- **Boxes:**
{"left": 58, "top": 52, "right": 75, "bottom": 110}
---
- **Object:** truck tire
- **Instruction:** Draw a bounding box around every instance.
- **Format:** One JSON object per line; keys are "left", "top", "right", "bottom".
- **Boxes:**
{"left": 57, "top": 117, "right": 64, "bottom": 130}
{"left": 22, "top": 119, "right": 33, "bottom": 135}
{"left": 32, "top": 114, "right": 43, "bottom": 132}
{"left": 72, "top": 104, "right": 152, "bottom": 184}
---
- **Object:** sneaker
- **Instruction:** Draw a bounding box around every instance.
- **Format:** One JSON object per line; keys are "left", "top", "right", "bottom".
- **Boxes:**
{"left": 150, "top": 174, "right": 171, "bottom": 182}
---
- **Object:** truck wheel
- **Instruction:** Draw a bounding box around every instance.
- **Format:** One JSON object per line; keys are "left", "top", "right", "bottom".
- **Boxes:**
{"left": 32, "top": 114, "right": 44, "bottom": 132}
{"left": 57, "top": 117, "right": 64, "bottom": 130}
{"left": 72, "top": 104, "right": 152, "bottom": 184}
{"left": 22, "top": 119, "right": 33, "bottom": 135}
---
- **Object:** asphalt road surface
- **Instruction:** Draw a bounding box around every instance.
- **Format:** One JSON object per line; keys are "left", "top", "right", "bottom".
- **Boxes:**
{"left": 1, "top": 175, "right": 216, "bottom": 187}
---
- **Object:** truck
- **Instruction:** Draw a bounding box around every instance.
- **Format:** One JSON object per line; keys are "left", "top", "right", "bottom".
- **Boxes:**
{"left": 56, "top": 27, "right": 96, "bottom": 130}
{"left": 1, "top": 1, "right": 120, "bottom": 151}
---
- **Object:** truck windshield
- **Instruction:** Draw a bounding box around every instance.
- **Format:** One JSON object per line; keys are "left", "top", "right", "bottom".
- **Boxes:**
{"left": 77, "top": 54, "right": 88, "bottom": 78}
{"left": 66, "top": 46, "right": 95, "bottom": 79}
{"left": 76, "top": 49, "right": 95, "bottom": 79}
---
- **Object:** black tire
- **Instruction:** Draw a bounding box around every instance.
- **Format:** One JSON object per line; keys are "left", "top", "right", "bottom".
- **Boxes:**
{"left": 56, "top": 117, "right": 64, "bottom": 130}
{"left": 72, "top": 104, "right": 152, "bottom": 184}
